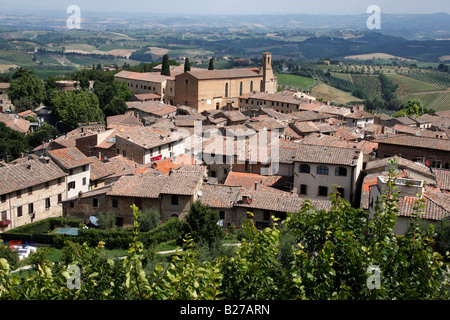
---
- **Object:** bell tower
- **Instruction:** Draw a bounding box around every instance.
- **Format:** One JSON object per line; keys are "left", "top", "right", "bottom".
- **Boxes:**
{"left": 262, "top": 52, "right": 277, "bottom": 93}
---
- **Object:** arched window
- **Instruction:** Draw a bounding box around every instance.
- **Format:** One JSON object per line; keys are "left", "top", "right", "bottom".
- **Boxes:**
{"left": 239, "top": 81, "right": 243, "bottom": 96}
{"left": 317, "top": 165, "right": 329, "bottom": 175}
{"left": 335, "top": 167, "right": 347, "bottom": 176}
{"left": 299, "top": 164, "right": 310, "bottom": 173}
{"left": 225, "top": 83, "right": 229, "bottom": 98}
{"left": 250, "top": 81, "right": 253, "bottom": 92}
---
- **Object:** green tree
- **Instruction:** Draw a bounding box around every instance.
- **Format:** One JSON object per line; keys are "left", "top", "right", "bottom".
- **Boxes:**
{"left": 51, "top": 90, "right": 104, "bottom": 131}
{"left": 7, "top": 68, "right": 45, "bottom": 109}
{"left": 103, "top": 96, "right": 127, "bottom": 118}
{"left": 80, "top": 76, "right": 90, "bottom": 90}
{"left": 184, "top": 58, "right": 191, "bottom": 72}
{"left": 161, "top": 54, "right": 171, "bottom": 76}
{"left": 93, "top": 80, "right": 132, "bottom": 112}
{"left": 26, "top": 123, "right": 59, "bottom": 149}
{"left": 178, "top": 201, "right": 223, "bottom": 247}
{"left": 96, "top": 212, "right": 116, "bottom": 230}
{"left": 208, "top": 57, "right": 215, "bottom": 70}
{"left": 138, "top": 208, "right": 160, "bottom": 232}
{"left": 0, "top": 122, "right": 29, "bottom": 161}
{"left": 394, "top": 99, "right": 427, "bottom": 117}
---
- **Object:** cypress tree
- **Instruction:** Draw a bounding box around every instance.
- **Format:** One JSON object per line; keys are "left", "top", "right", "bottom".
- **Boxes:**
{"left": 184, "top": 58, "right": 191, "bottom": 72}
{"left": 208, "top": 57, "right": 214, "bottom": 70}
{"left": 161, "top": 54, "right": 171, "bottom": 76}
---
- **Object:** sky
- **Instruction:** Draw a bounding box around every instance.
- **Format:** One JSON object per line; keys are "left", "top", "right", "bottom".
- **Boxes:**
{"left": 1, "top": 0, "right": 449, "bottom": 15}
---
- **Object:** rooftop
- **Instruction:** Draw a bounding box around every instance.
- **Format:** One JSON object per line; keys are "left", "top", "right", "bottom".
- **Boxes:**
{"left": 0, "top": 156, "right": 66, "bottom": 195}
{"left": 374, "top": 134, "right": 450, "bottom": 151}
{"left": 186, "top": 68, "right": 261, "bottom": 80}
{"left": 115, "top": 126, "right": 183, "bottom": 150}
{"left": 295, "top": 144, "right": 359, "bottom": 166}
{"left": 47, "top": 147, "right": 93, "bottom": 170}
{"left": 114, "top": 70, "right": 174, "bottom": 82}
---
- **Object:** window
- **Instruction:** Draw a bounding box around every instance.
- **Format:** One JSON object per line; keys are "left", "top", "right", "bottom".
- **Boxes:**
{"left": 93, "top": 198, "right": 99, "bottom": 208}
{"left": 239, "top": 82, "right": 243, "bottom": 96}
{"left": 263, "top": 210, "right": 271, "bottom": 221}
{"left": 317, "top": 166, "right": 329, "bottom": 175}
{"left": 28, "top": 203, "right": 34, "bottom": 215}
{"left": 219, "top": 211, "right": 226, "bottom": 220}
{"left": 45, "top": 198, "right": 51, "bottom": 209}
{"left": 45, "top": 182, "right": 50, "bottom": 189}
{"left": 299, "top": 164, "right": 310, "bottom": 173}
{"left": 112, "top": 199, "right": 118, "bottom": 208}
{"left": 57, "top": 177, "right": 62, "bottom": 186}
{"left": 16, "top": 190, "right": 21, "bottom": 199}
{"left": 82, "top": 177, "right": 87, "bottom": 186}
{"left": 250, "top": 81, "right": 253, "bottom": 92}
{"left": 70, "top": 202, "right": 74, "bottom": 208}
{"left": 300, "top": 184, "right": 308, "bottom": 195}
{"left": 1, "top": 211, "right": 6, "bottom": 221}
{"left": 211, "top": 171, "right": 217, "bottom": 178}
{"left": 28, "top": 187, "right": 33, "bottom": 195}
{"left": 225, "top": 83, "right": 229, "bottom": 98}
{"left": 69, "top": 169, "right": 73, "bottom": 175}
{"left": 82, "top": 165, "right": 87, "bottom": 172}
{"left": 318, "top": 186, "right": 328, "bottom": 197}
{"left": 123, "top": 150, "right": 127, "bottom": 157}
{"left": 337, "top": 187, "right": 345, "bottom": 199}
{"left": 335, "top": 167, "right": 347, "bottom": 176}
{"left": 117, "top": 149, "right": 120, "bottom": 155}
{"left": 68, "top": 181, "right": 76, "bottom": 190}
{"left": 1, "top": 194, "right": 6, "bottom": 203}
{"left": 17, "top": 206, "right": 22, "bottom": 217}
{"left": 58, "top": 194, "right": 62, "bottom": 203}
{"left": 260, "top": 80, "right": 263, "bottom": 91}
{"left": 171, "top": 195, "right": 179, "bottom": 206}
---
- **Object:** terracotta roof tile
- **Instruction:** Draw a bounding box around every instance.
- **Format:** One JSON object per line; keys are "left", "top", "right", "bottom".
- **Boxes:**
{"left": 235, "top": 188, "right": 332, "bottom": 213}
{"left": 374, "top": 134, "right": 450, "bottom": 151}
{"left": 0, "top": 156, "right": 66, "bottom": 195}
{"left": 88, "top": 156, "right": 115, "bottom": 181}
{"left": 295, "top": 144, "right": 359, "bottom": 166}
{"left": 435, "top": 169, "right": 450, "bottom": 190}
{"left": 186, "top": 68, "right": 261, "bottom": 80}
{"left": 199, "top": 184, "right": 242, "bottom": 209}
{"left": 48, "top": 147, "right": 93, "bottom": 170}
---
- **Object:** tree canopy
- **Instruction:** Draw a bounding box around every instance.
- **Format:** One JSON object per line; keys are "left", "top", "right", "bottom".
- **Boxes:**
{"left": 51, "top": 90, "right": 104, "bottom": 132}
{"left": 7, "top": 68, "right": 45, "bottom": 111}
{"left": 161, "top": 54, "right": 171, "bottom": 76}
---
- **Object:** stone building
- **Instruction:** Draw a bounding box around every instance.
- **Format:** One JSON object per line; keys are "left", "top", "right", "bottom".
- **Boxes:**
{"left": 0, "top": 83, "right": 14, "bottom": 113}
{"left": 293, "top": 144, "right": 364, "bottom": 204}
{"left": 115, "top": 126, "right": 187, "bottom": 165}
{"left": 62, "top": 165, "right": 207, "bottom": 227}
{"left": 114, "top": 71, "right": 176, "bottom": 104}
{"left": 47, "top": 147, "right": 92, "bottom": 200}
{"left": 0, "top": 155, "right": 67, "bottom": 231}
{"left": 174, "top": 53, "right": 278, "bottom": 112}
{"left": 374, "top": 135, "right": 450, "bottom": 169}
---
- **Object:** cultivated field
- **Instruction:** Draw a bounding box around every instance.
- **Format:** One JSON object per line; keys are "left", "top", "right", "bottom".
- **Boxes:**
{"left": 276, "top": 74, "right": 316, "bottom": 91}
{"left": 311, "top": 82, "right": 363, "bottom": 105}
{"left": 345, "top": 53, "right": 417, "bottom": 62}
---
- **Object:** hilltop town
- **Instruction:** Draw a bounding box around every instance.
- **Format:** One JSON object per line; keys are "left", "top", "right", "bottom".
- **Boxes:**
{"left": 0, "top": 51, "right": 449, "bottom": 238}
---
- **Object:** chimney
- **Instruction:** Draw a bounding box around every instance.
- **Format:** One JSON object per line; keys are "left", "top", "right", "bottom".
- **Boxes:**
{"left": 254, "top": 181, "right": 258, "bottom": 191}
